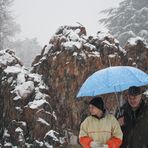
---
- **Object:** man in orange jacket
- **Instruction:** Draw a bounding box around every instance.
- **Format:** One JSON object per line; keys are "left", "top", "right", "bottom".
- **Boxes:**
{"left": 79, "top": 97, "right": 123, "bottom": 148}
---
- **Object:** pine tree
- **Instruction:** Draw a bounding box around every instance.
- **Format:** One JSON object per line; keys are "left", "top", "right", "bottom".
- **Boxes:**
{"left": 99, "top": 0, "right": 148, "bottom": 46}
{"left": 0, "top": 0, "right": 20, "bottom": 50}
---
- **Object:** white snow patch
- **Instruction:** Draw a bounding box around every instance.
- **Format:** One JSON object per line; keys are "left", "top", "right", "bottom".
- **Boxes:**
{"left": 28, "top": 73, "right": 42, "bottom": 83}
{"left": 7, "top": 77, "right": 14, "bottom": 84}
{"left": 108, "top": 54, "right": 116, "bottom": 58}
{"left": 34, "top": 89, "right": 48, "bottom": 100}
{"left": 19, "top": 121, "right": 26, "bottom": 127}
{"left": 35, "top": 140, "right": 44, "bottom": 147}
{"left": 15, "top": 106, "right": 22, "bottom": 111}
{"left": 44, "top": 44, "right": 53, "bottom": 55}
{"left": 79, "top": 52, "right": 86, "bottom": 59}
{"left": 15, "top": 127, "right": 23, "bottom": 132}
{"left": 119, "top": 47, "right": 126, "bottom": 55}
{"left": 84, "top": 43, "right": 96, "bottom": 50}
{"left": 114, "top": 39, "right": 119, "bottom": 44}
{"left": 59, "top": 137, "right": 66, "bottom": 144}
{"left": 14, "top": 81, "right": 34, "bottom": 98}
{"left": 102, "top": 40, "right": 113, "bottom": 46}
{"left": 13, "top": 96, "right": 21, "bottom": 101}
{"left": 97, "top": 29, "right": 112, "bottom": 40}
{"left": 40, "top": 56, "right": 46, "bottom": 61}
{"left": 44, "top": 142, "right": 53, "bottom": 148}
{"left": 4, "top": 142, "right": 12, "bottom": 146}
{"left": 3, "top": 129, "right": 10, "bottom": 137}
{"left": 62, "top": 41, "right": 82, "bottom": 50}
{"left": 25, "top": 143, "right": 32, "bottom": 148}
{"left": 45, "top": 130, "right": 59, "bottom": 141}
{"left": 28, "top": 99, "right": 49, "bottom": 109}
{"left": 88, "top": 51, "right": 100, "bottom": 57}
{"left": 75, "top": 28, "right": 81, "bottom": 34}
{"left": 128, "top": 36, "right": 146, "bottom": 45}
{"left": 68, "top": 30, "right": 80, "bottom": 41}
{"left": 143, "top": 90, "right": 148, "bottom": 97}
{"left": 52, "top": 111, "right": 57, "bottom": 120}
{"left": 73, "top": 52, "right": 78, "bottom": 56}
{"left": 0, "top": 50, "right": 15, "bottom": 66}
{"left": 4, "top": 66, "right": 22, "bottom": 74}
{"left": 37, "top": 117, "right": 50, "bottom": 126}
{"left": 17, "top": 73, "right": 26, "bottom": 85}
{"left": 39, "top": 84, "right": 47, "bottom": 90}
{"left": 55, "top": 51, "right": 61, "bottom": 55}
{"left": 132, "top": 62, "right": 137, "bottom": 66}
{"left": 53, "top": 56, "right": 56, "bottom": 60}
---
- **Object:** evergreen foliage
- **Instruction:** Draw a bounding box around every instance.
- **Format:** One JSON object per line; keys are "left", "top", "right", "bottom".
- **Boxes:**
{"left": 0, "top": 0, "right": 20, "bottom": 49}
{"left": 99, "top": 0, "right": 148, "bottom": 46}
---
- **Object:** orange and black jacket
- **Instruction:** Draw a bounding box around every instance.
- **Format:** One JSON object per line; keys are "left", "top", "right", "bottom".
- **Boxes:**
{"left": 79, "top": 114, "right": 123, "bottom": 148}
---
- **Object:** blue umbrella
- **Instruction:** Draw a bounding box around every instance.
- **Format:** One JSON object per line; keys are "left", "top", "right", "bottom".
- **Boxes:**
{"left": 77, "top": 66, "right": 148, "bottom": 97}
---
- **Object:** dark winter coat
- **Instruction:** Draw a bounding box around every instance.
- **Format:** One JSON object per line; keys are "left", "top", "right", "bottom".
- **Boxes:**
{"left": 116, "top": 100, "right": 148, "bottom": 148}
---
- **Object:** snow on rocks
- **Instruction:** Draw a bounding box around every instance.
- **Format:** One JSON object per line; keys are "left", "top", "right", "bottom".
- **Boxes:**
{"left": 15, "top": 127, "right": 23, "bottom": 133}
{"left": 14, "top": 81, "right": 35, "bottom": 99}
{"left": 0, "top": 49, "right": 22, "bottom": 69}
{"left": 4, "top": 65, "right": 22, "bottom": 74}
{"left": 128, "top": 36, "right": 148, "bottom": 47}
{"left": 27, "top": 99, "right": 49, "bottom": 109}
{"left": 62, "top": 41, "right": 82, "bottom": 50}
{"left": 4, "top": 142, "right": 13, "bottom": 147}
{"left": 0, "top": 48, "right": 61, "bottom": 147}
{"left": 124, "top": 36, "right": 148, "bottom": 73}
{"left": 45, "top": 130, "right": 59, "bottom": 142}
{"left": 32, "top": 25, "right": 126, "bottom": 71}
{"left": 44, "top": 130, "right": 67, "bottom": 146}
{"left": 37, "top": 117, "right": 50, "bottom": 126}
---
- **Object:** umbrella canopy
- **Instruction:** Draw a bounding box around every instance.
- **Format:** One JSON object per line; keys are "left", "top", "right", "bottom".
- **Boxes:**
{"left": 77, "top": 66, "right": 148, "bottom": 97}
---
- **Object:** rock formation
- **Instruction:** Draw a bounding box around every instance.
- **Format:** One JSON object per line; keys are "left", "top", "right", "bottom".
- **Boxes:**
{"left": 0, "top": 25, "right": 147, "bottom": 147}
{"left": 0, "top": 49, "right": 65, "bottom": 147}
{"left": 124, "top": 37, "right": 148, "bottom": 73}
{"left": 31, "top": 25, "right": 126, "bottom": 145}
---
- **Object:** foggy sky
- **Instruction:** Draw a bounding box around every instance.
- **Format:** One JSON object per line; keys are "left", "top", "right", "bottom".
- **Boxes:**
{"left": 12, "top": 0, "right": 122, "bottom": 46}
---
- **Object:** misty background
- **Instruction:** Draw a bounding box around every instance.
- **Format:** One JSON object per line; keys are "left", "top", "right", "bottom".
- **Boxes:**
{"left": 1, "top": 0, "right": 148, "bottom": 67}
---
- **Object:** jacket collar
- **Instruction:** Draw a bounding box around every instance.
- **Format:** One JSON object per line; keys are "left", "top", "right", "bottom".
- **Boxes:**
{"left": 125, "top": 99, "right": 146, "bottom": 114}
{"left": 91, "top": 113, "right": 105, "bottom": 120}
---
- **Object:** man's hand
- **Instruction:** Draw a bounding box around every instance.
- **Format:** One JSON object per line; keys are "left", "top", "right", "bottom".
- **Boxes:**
{"left": 118, "top": 116, "right": 125, "bottom": 126}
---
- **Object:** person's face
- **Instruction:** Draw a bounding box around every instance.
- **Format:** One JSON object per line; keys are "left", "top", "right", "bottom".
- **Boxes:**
{"left": 89, "top": 104, "right": 103, "bottom": 118}
{"left": 128, "top": 94, "right": 142, "bottom": 109}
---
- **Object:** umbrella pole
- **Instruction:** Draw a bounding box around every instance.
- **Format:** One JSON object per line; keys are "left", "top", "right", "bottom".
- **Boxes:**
{"left": 115, "top": 92, "right": 121, "bottom": 115}
{"left": 120, "top": 92, "right": 124, "bottom": 106}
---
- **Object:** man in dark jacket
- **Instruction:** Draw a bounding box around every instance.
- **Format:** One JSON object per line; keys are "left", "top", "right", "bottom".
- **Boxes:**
{"left": 116, "top": 86, "right": 148, "bottom": 148}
